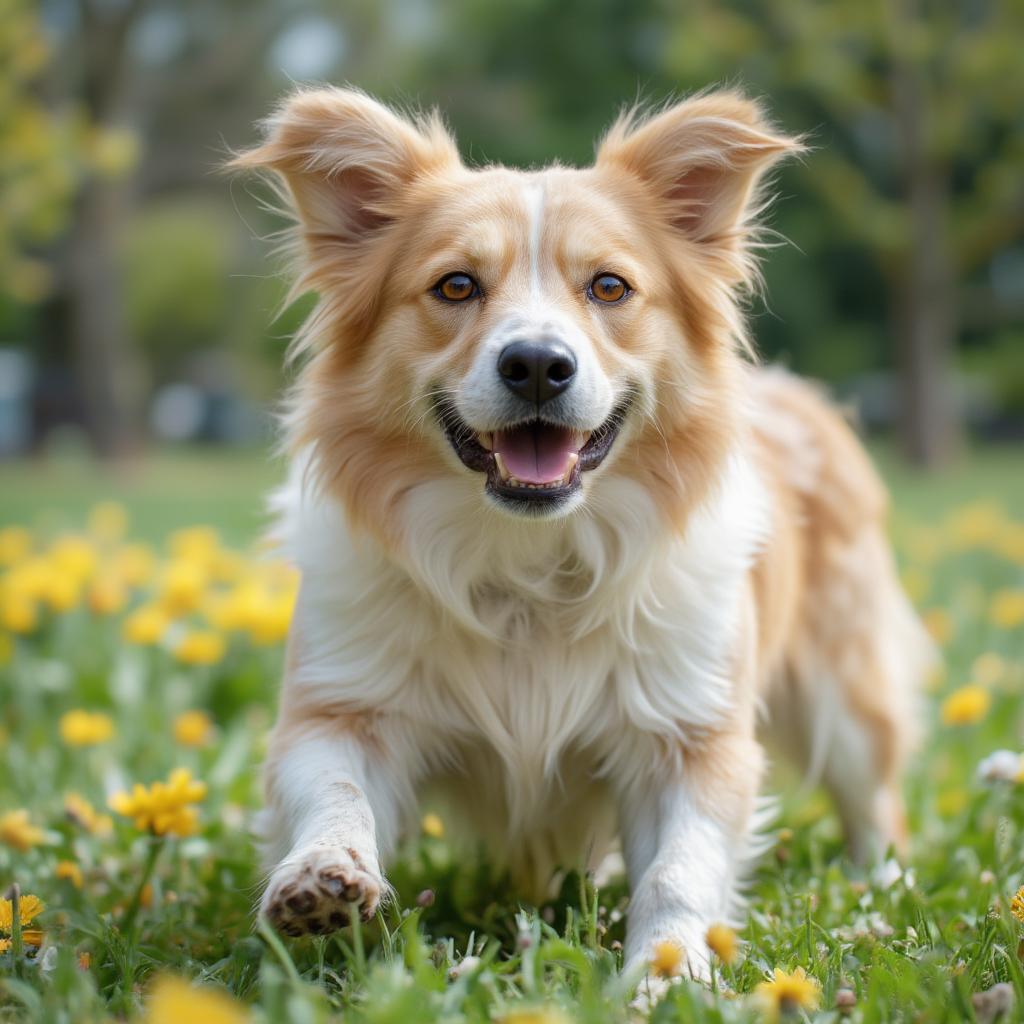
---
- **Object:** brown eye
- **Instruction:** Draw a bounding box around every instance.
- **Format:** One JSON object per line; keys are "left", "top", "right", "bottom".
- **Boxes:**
{"left": 434, "top": 273, "right": 479, "bottom": 302}
{"left": 589, "top": 273, "right": 630, "bottom": 304}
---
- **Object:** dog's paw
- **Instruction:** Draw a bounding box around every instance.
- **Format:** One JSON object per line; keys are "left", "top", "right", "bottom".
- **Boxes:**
{"left": 262, "top": 845, "right": 383, "bottom": 936}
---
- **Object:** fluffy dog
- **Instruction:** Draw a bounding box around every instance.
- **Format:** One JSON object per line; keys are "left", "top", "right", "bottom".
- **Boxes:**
{"left": 232, "top": 87, "right": 930, "bottom": 977}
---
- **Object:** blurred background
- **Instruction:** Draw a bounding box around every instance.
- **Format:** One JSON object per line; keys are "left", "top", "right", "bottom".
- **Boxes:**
{"left": 1, "top": 0, "right": 1022, "bottom": 531}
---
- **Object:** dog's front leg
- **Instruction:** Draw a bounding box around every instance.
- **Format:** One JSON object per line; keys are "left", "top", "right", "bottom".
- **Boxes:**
{"left": 259, "top": 715, "right": 406, "bottom": 936}
{"left": 620, "top": 731, "right": 763, "bottom": 981}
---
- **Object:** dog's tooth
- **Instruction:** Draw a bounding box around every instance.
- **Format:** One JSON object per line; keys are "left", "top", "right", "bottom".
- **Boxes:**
{"left": 561, "top": 452, "right": 579, "bottom": 485}
{"left": 494, "top": 452, "right": 510, "bottom": 481}
{"left": 477, "top": 432, "right": 492, "bottom": 451}
{"left": 509, "top": 477, "right": 521, "bottom": 487}
{"left": 573, "top": 431, "right": 591, "bottom": 449}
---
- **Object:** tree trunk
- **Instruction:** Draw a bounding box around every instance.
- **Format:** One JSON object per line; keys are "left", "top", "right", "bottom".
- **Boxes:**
{"left": 66, "top": 177, "right": 143, "bottom": 457}
{"left": 886, "top": 0, "right": 962, "bottom": 468}
{"left": 894, "top": 170, "right": 960, "bottom": 468}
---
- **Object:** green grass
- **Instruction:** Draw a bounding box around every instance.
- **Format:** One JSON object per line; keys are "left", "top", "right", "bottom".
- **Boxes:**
{"left": 1, "top": 445, "right": 1023, "bottom": 1022}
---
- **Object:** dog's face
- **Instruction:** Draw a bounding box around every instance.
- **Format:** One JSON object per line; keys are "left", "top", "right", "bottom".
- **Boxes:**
{"left": 236, "top": 89, "right": 799, "bottom": 533}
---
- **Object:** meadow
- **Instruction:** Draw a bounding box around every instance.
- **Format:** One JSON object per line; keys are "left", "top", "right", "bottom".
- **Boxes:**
{"left": 0, "top": 446, "right": 1022, "bottom": 1023}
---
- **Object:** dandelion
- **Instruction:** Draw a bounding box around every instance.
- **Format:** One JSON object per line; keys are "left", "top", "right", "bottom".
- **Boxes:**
{"left": 173, "top": 710, "right": 213, "bottom": 748}
{"left": 109, "top": 768, "right": 207, "bottom": 837}
{"left": 59, "top": 709, "right": 115, "bottom": 747}
{"left": 143, "top": 975, "right": 249, "bottom": 1024}
{"left": 55, "top": 860, "right": 83, "bottom": 888}
{"left": 650, "top": 940, "right": 685, "bottom": 978}
{"left": 705, "top": 922, "right": 738, "bottom": 965}
{"left": 499, "top": 1010, "right": 571, "bottom": 1024}
{"left": 64, "top": 793, "right": 113, "bottom": 836}
{"left": 48, "top": 536, "right": 97, "bottom": 582}
{"left": 0, "top": 592, "right": 37, "bottom": 634}
{"left": 941, "top": 685, "right": 991, "bottom": 726}
{"left": 159, "top": 560, "right": 208, "bottom": 616}
{"left": 174, "top": 630, "right": 227, "bottom": 666}
{"left": 754, "top": 967, "right": 821, "bottom": 1021}
{"left": 422, "top": 812, "right": 444, "bottom": 839}
{"left": 990, "top": 589, "right": 1024, "bottom": 630}
{"left": 1011, "top": 886, "right": 1024, "bottom": 924}
{"left": 0, "top": 809, "right": 45, "bottom": 851}
{"left": 87, "top": 577, "right": 127, "bottom": 616}
{"left": 122, "top": 603, "right": 169, "bottom": 645}
{"left": 0, "top": 893, "right": 44, "bottom": 951}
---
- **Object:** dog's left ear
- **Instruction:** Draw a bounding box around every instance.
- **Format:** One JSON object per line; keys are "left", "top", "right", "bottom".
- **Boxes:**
{"left": 596, "top": 91, "right": 803, "bottom": 276}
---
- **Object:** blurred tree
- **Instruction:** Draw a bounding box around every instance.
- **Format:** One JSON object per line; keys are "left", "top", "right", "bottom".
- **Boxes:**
{"left": 659, "top": 0, "right": 1024, "bottom": 466}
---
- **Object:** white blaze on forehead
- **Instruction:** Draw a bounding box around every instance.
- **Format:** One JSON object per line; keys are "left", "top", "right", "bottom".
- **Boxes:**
{"left": 522, "top": 179, "right": 546, "bottom": 298}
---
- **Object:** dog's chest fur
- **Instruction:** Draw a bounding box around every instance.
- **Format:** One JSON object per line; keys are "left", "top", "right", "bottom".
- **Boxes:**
{"left": 278, "top": 450, "right": 769, "bottom": 860}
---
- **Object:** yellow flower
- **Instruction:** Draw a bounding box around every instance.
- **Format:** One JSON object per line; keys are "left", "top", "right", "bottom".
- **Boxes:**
{"left": 87, "top": 577, "right": 127, "bottom": 615}
{"left": 173, "top": 710, "right": 213, "bottom": 748}
{"left": 143, "top": 975, "right": 249, "bottom": 1024}
{"left": 946, "top": 502, "right": 1006, "bottom": 550}
{"left": 48, "top": 536, "right": 98, "bottom": 583}
{"left": 990, "top": 589, "right": 1024, "bottom": 630}
{"left": 109, "top": 768, "right": 207, "bottom": 837}
{"left": 705, "top": 922, "right": 738, "bottom": 965}
{"left": 0, "top": 591, "right": 37, "bottom": 634}
{"left": 88, "top": 501, "right": 128, "bottom": 543}
{"left": 55, "top": 860, "right": 83, "bottom": 888}
{"left": 0, "top": 893, "right": 45, "bottom": 950}
{"left": 159, "top": 560, "right": 209, "bottom": 616}
{"left": 941, "top": 685, "right": 991, "bottom": 726}
{"left": 1009, "top": 886, "right": 1024, "bottom": 923}
{"left": 175, "top": 630, "right": 227, "bottom": 666}
{"left": 0, "top": 809, "right": 45, "bottom": 851}
{"left": 754, "top": 967, "right": 821, "bottom": 1021}
{"left": 650, "top": 940, "right": 685, "bottom": 978}
{"left": 59, "top": 709, "right": 115, "bottom": 747}
{"left": 0, "top": 526, "right": 32, "bottom": 566}
{"left": 41, "top": 570, "right": 82, "bottom": 614}
{"left": 422, "top": 813, "right": 445, "bottom": 839}
{"left": 498, "top": 1010, "right": 571, "bottom": 1024}
{"left": 123, "top": 603, "right": 169, "bottom": 645}
{"left": 247, "top": 591, "right": 296, "bottom": 645}
{"left": 64, "top": 793, "right": 113, "bottom": 836}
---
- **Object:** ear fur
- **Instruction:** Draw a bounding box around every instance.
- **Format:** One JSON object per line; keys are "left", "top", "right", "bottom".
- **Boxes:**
{"left": 596, "top": 90, "right": 804, "bottom": 282}
{"left": 230, "top": 86, "right": 459, "bottom": 240}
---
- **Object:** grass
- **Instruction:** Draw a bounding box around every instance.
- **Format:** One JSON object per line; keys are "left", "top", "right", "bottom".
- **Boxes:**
{"left": 0, "top": 444, "right": 1023, "bottom": 1023}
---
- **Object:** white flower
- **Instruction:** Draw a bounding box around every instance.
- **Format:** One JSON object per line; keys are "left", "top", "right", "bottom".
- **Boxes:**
{"left": 872, "top": 858, "right": 903, "bottom": 890}
{"left": 448, "top": 955, "right": 481, "bottom": 980}
{"left": 977, "top": 750, "right": 1023, "bottom": 783}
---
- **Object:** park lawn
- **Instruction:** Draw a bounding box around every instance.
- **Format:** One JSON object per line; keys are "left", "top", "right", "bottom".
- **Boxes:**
{"left": 0, "top": 444, "right": 1022, "bottom": 1022}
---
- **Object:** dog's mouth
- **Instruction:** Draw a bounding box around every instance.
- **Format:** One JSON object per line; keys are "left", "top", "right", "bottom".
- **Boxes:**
{"left": 436, "top": 397, "right": 631, "bottom": 510}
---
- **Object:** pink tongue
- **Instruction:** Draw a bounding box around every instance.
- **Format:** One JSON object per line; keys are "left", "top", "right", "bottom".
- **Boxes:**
{"left": 495, "top": 424, "right": 579, "bottom": 484}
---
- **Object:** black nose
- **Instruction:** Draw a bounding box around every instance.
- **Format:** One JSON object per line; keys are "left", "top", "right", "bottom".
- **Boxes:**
{"left": 497, "top": 339, "right": 577, "bottom": 404}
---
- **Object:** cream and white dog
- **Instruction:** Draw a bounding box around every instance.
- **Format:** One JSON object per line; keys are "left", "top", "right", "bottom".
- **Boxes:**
{"left": 233, "top": 87, "right": 930, "bottom": 977}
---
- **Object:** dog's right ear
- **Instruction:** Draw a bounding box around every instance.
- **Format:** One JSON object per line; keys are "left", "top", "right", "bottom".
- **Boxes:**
{"left": 229, "top": 87, "right": 459, "bottom": 246}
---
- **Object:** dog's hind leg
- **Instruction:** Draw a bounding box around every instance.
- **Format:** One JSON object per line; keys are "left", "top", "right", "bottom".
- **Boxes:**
{"left": 766, "top": 528, "right": 932, "bottom": 863}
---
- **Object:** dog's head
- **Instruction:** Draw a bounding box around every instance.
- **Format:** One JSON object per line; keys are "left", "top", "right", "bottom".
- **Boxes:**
{"left": 234, "top": 88, "right": 800, "bottom": 537}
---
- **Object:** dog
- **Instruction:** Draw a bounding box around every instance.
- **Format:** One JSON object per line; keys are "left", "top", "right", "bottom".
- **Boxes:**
{"left": 232, "top": 86, "right": 931, "bottom": 978}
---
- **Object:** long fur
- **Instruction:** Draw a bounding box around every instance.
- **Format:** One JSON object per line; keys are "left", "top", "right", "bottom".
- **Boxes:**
{"left": 235, "top": 86, "right": 931, "bottom": 976}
